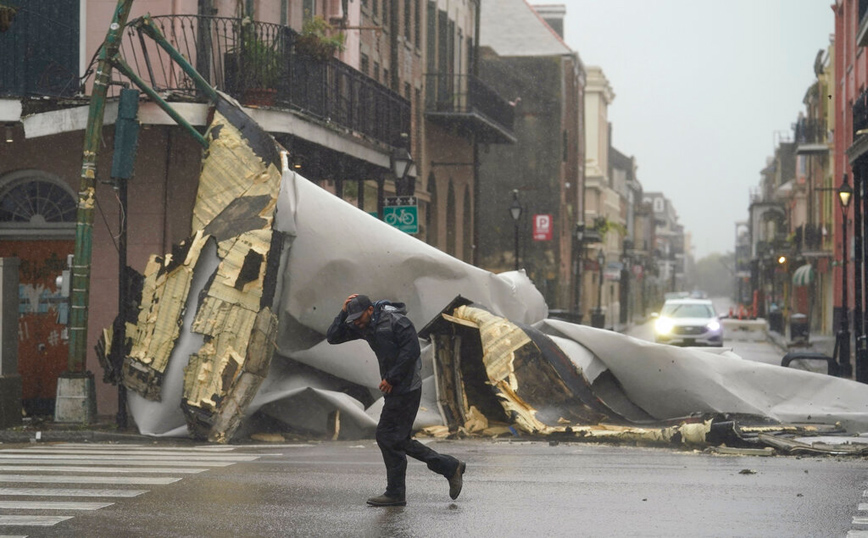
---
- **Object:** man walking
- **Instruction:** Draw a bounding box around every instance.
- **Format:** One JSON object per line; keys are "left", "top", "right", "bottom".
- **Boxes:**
{"left": 327, "top": 294, "right": 466, "bottom": 507}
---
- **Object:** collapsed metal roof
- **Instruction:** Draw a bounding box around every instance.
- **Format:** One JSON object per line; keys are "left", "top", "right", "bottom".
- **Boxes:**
{"left": 97, "top": 94, "right": 868, "bottom": 456}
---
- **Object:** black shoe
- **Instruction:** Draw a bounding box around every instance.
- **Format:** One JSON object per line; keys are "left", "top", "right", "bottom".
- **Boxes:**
{"left": 448, "top": 461, "right": 466, "bottom": 500}
{"left": 366, "top": 494, "right": 406, "bottom": 507}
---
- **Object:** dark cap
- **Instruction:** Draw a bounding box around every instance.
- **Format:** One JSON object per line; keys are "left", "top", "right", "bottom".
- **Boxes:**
{"left": 345, "top": 295, "right": 373, "bottom": 323}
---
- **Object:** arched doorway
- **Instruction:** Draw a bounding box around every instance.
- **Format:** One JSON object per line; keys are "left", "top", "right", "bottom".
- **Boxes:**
{"left": 0, "top": 170, "right": 76, "bottom": 415}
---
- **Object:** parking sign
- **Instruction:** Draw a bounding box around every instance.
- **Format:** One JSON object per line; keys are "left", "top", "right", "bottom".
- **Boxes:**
{"left": 533, "top": 214, "right": 552, "bottom": 241}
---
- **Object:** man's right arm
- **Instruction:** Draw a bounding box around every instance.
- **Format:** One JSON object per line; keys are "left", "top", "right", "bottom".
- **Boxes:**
{"left": 326, "top": 295, "right": 358, "bottom": 344}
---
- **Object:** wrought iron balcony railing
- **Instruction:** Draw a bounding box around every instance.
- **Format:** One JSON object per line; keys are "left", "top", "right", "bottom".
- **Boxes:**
{"left": 793, "top": 117, "right": 827, "bottom": 146}
{"left": 424, "top": 73, "right": 515, "bottom": 144}
{"left": 854, "top": 87, "right": 868, "bottom": 140}
{"left": 117, "top": 15, "right": 410, "bottom": 148}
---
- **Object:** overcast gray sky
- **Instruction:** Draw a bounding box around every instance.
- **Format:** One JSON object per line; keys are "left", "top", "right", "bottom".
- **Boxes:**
{"left": 560, "top": 0, "right": 834, "bottom": 260}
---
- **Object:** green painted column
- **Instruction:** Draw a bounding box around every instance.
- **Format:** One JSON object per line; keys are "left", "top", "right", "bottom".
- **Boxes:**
{"left": 67, "top": 0, "right": 135, "bottom": 373}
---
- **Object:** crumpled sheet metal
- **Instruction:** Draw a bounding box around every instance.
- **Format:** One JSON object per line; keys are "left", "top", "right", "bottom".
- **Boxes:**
{"left": 272, "top": 165, "right": 548, "bottom": 339}
{"left": 422, "top": 304, "right": 868, "bottom": 450}
{"left": 116, "top": 94, "right": 548, "bottom": 440}
{"left": 120, "top": 100, "right": 283, "bottom": 441}
{"left": 538, "top": 319, "right": 868, "bottom": 433}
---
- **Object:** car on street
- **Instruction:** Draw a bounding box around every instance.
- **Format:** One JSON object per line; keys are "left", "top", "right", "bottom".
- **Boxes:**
{"left": 652, "top": 298, "right": 723, "bottom": 347}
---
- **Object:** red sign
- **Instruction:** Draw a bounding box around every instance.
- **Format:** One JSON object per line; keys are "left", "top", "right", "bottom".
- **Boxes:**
{"left": 533, "top": 214, "right": 553, "bottom": 241}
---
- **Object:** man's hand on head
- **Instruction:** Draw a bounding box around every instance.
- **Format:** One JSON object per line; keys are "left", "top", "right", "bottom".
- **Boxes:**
{"left": 343, "top": 294, "right": 358, "bottom": 312}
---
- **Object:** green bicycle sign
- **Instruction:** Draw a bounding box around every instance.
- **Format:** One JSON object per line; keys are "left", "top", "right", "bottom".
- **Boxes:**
{"left": 383, "top": 205, "right": 418, "bottom": 234}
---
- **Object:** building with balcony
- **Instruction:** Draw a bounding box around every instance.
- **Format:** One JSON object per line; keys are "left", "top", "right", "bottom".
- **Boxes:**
{"left": 836, "top": 0, "right": 868, "bottom": 379}
{"left": 0, "top": 0, "right": 516, "bottom": 417}
{"left": 644, "top": 192, "right": 684, "bottom": 299}
{"left": 475, "top": 0, "right": 585, "bottom": 312}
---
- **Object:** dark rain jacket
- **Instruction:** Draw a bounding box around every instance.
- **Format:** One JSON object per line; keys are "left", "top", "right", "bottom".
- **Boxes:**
{"left": 326, "top": 300, "right": 423, "bottom": 396}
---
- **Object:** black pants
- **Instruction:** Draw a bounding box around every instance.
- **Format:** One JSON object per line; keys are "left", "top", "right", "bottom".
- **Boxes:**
{"left": 377, "top": 388, "right": 459, "bottom": 498}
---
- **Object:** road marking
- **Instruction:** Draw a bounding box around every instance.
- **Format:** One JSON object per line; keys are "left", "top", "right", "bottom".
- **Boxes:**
{"left": 0, "top": 475, "right": 181, "bottom": 485}
{"left": 0, "top": 500, "right": 112, "bottom": 510}
{"left": 0, "top": 458, "right": 235, "bottom": 466}
{"left": 0, "top": 465, "right": 206, "bottom": 474}
{"left": 0, "top": 452, "right": 259, "bottom": 461}
{"left": 853, "top": 516, "right": 868, "bottom": 525}
{"left": 47, "top": 444, "right": 237, "bottom": 451}
{"left": 0, "top": 515, "right": 73, "bottom": 526}
{"left": 0, "top": 487, "right": 147, "bottom": 497}
{"left": 859, "top": 503, "right": 868, "bottom": 511}
{"left": 847, "top": 531, "right": 868, "bottom": 537}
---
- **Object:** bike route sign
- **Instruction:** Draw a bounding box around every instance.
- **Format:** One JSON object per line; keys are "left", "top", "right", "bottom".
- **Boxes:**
{"left": 384, "top": 196, "right": 418, "bottom": 234}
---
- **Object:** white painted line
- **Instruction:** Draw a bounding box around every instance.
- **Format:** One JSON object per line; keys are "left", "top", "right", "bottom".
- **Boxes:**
{"left": 847, "top": 530, "right": 868, "bottom": 537}
{"left": 853, "top": 516, "right": 868, "bottom": 525}
{"left": 0, "top": 500, "right": 113, "bottom": 510}
{"left": 0, "top": 475, "right": 181, "bottom": 485}
{"left": 0, "top": 534, "right": 27, "bottom": 538}
{"left": 0, "top": 449, "right": 237, "bottom": 456}
{"left": 859, "top": 503, "right": 868, "bottom": 511}
{"left": 38, "top": 444, "right": 237, "bottom": 451}
{"left": 0, "top": 453, "right": 258, "bottom": 461}
{"left": 0, "top": 487, "right": 147, "bottom": 497}
{"left": 0, "top": 458, "right": 235, "bottom": 466}
{"left": 0, "top": 465, "right": 206, "bottom": 474}
{"left": 0, "top": 515, "right": 72, "bottom": 526}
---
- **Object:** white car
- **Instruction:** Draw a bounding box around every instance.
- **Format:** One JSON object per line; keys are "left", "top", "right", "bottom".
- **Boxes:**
{"left": 653, "top": 298, "right": 723, "bottom": 347}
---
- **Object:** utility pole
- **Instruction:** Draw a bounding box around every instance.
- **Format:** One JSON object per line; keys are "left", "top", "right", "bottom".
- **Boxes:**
{"left": 56, "top": 0, "right": 136, "bottom": 423}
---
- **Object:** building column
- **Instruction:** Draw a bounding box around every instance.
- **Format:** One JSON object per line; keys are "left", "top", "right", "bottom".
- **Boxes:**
{"left": 0, "top": 258, "right": 22, "bottom": 428}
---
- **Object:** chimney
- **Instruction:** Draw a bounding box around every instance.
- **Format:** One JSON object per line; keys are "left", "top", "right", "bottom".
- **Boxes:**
{"left": 532, "top": 4, "right": 567, "bottom": 39}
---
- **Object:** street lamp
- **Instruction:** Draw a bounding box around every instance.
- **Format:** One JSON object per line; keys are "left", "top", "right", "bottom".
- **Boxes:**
{"left": 391, "top": 147, "right": 416, "bottom": 197}
{"left": 621, "top": 239, "right": 633, "bottom": 325}
{"left": 591, "top": 249, "right": 606, "bottom": 328}
{"left": 509, "top": 190, "right": 522, "bottom": 270}
{"left": 574, "top": 222, "right": 585, "bottom": 320}
{"left": 839, "top": 174, "right": 853, "bottom": 378}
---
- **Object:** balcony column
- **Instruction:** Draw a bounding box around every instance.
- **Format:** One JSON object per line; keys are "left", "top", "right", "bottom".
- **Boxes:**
{"left": 855, "top": 163, "right": 865, "bottom": 379}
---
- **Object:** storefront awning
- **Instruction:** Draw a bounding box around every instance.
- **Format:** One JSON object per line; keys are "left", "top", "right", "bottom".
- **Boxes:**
{"left": 793, "top": 264, "right": 814, "bottom": 287}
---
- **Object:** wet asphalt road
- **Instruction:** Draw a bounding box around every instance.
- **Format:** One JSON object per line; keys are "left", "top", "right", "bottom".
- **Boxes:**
{"left": 5, "top": 439, "right": 866, "bottom": 538}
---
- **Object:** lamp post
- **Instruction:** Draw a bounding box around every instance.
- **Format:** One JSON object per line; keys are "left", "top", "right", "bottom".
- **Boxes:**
{"left": 390, "top": 147, "right": 416, "bottom": 197}
{"left": 574, "top": 222, "right": 585, "bottom": 321}
{"left": 839, "top": 175, "right": 853, "bottom": 378}
{"left": 509, "top": 190, "right": 522, "bottom": 270}
{"left": 591, "top": 249, "right": 606, "bottom": 328}
{"left": 620, "top": 239, "right": 633, "bottom": 325}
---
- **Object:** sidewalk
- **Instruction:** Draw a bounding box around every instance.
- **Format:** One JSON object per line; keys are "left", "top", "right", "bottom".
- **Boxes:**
{"left": 766, "top": 327, "right": 836, "bottom": 358}
{"left": 0, "top": 415, "right": 162, "bottom": 445}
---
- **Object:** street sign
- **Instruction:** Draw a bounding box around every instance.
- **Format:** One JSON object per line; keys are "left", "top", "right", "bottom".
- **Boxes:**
{"left": 384, "top": 196, "right": 418, "bottom": 234}
{"left": 533, "top": 214, "right": 552, "bottom": 241}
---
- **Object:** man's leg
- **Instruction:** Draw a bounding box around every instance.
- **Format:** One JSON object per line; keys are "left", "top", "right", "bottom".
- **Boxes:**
{"left": 394, "top": 390, "right": 466, "bottom": 500}
{"left": 374, "top": 390, "right": 419, "bottom": 500}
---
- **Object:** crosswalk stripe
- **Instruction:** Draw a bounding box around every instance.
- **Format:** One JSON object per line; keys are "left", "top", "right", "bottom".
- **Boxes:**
{"left": 0, "top": 488, "right": 147, "bottom": 497}
{"left": 0, "top": 515, "right": 73, "bottom": 526}
{"left": 0, "top": 453, "right": 258, "bottom": 461}
{"left": 44, "top": 444, "right": 237, "bottom": 451}
{"left": 0, "top": 458, "right": 234, "bottom": 466}
{"left": 859, "top": 503, "right": 868, "bottom": 511}
{"left": 0, "top": 465, "right": 206, "bottom": 474}
{"left": 0, "top": 500, "right": 112, "bottom": 510}
{"left": 853, "top": 516, "right": 868, "bottom": 525}
{"left": 847, "top": 531, "right": 868, "bottom": 537}
{"left": 0, "top": 449, "right": 257, "bottom": 457}
{"left": 0, "top": 534, "right": 27, "bottom": 538}
{"left": 0, "top": 475, "right": 180, "bottom": 485}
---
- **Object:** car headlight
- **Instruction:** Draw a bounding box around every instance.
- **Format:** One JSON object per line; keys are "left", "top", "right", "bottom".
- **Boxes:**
{"left": 655, "top": 317, "right": 674, "bottom": 335}
{"left": 707, "top": 320, "right": 721, "bottom": 332}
